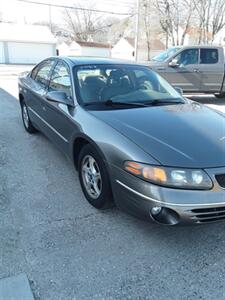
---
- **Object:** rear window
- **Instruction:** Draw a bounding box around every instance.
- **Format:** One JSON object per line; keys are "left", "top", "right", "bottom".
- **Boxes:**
{"left": 200, "top": 49, "right": 218, "bottom": 64}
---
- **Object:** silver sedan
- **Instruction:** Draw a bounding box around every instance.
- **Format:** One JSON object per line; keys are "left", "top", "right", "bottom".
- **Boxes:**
{"left": 18, "top": 57, "right": 225, "bottom": 225}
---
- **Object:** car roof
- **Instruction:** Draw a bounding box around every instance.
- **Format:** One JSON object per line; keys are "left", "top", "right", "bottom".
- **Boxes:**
{"left": 57, "top": 56, "right": 143, "bottom": 66}
{"left": 179, "top": 45, "right": 222, "bottom": 49}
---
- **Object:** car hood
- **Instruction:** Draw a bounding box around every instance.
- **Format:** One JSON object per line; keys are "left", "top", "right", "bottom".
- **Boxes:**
{"left": 90, "top": 102, "right": 225, "bottom": 168}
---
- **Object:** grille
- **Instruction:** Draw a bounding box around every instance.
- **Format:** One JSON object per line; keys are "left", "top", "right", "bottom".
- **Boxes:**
{"left": 191, "top": 206, "right": 225, "bottom": 223}
{"left": 215, "top": 174, "right": 225, "bottom": 188}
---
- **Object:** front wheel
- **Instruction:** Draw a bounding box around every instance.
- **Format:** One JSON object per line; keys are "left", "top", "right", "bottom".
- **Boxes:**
{"left": 21, "top": 101, "right": 37, "bottom": 133}
{"left": 78, "top": 144, "right": 113, "bottom": 209}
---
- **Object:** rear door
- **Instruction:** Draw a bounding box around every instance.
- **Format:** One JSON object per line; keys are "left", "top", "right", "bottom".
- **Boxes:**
{"left": 198, "top": 48, "right": 224, "bottom": 92}
{"left": 158, "top": 48, "right": 201, "bottom": 91}
{"left": 26, "top": 59, "right": 55, "bottom": 130}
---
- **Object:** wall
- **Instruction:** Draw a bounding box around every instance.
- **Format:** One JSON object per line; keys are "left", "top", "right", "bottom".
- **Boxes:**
{"left": 0, "top": 41, "right": 56, "bottom": 64}
{"left": 81, "top": 46, "right": 111, "bottom": 57}
{"left": 213, "top": 28, "right": 225, "bottom": 47}
{"left": 0, "top": 42, "right": 5, "bottom": 63}
{"left": 112, "top": 38, "right": 135, "bottom": 61}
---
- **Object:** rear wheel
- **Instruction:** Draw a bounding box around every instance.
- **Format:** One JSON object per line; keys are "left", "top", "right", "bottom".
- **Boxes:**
{"left": 21, "top": 101, "right": 37, "bottom": 133}
{"left": 78, "top": 144, "right": 113, "bottom": 209}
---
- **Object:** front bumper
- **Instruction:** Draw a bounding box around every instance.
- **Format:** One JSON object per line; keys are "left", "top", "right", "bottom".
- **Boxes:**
{"left": 110, "top": 165, "right": 225, "bottom": 225}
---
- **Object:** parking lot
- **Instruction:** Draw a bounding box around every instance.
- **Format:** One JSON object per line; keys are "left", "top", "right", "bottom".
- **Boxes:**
{"left": 1, "top": 65, "right": 225, "bottom": 299}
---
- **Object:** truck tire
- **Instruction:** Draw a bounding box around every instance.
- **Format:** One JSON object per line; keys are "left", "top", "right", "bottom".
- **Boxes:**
{"left": 215, "top": 92, "right": 225, "bottom": 99}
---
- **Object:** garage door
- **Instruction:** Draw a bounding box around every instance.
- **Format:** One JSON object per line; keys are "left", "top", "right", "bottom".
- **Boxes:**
{"left": 0, "top": 42, "right": 5, "bottom": 63}
{"left": 8, "top": 42, "right": 55, "bottom": 64}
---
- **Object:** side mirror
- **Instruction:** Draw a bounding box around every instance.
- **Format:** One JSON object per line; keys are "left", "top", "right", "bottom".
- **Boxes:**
{"left": 174, "top": 86, "right": 183, "bottom": 95}
{"left": 46, "top": 91, "right": 74, "bottom": 106}
{"left": 169, "top": 59, "right": 179, "bottom": 67}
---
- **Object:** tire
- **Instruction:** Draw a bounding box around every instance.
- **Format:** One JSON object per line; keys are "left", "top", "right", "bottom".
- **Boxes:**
{"left": 78, "top": 144, "right": 113, "bottom": 209}
{"left": 21, "top": 101, "right": 37, "bottom": 134}
{"left": 214, "top": 92, "right": 225, "bottom": 99}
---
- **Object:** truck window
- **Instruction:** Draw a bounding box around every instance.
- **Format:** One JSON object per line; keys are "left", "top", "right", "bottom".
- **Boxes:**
{"left": 200, "top": 49, "right": 218, "bottom": 64}
{"left": 174, "top": 49, "right": 199, "bottom": 66}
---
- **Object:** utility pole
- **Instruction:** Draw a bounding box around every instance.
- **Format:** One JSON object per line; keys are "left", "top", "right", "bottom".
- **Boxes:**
{"left": 134, "top": 0, "right": 140, "bottom": 61}
{"left": 49, "top": 4, "right": 52, "bottom": 32}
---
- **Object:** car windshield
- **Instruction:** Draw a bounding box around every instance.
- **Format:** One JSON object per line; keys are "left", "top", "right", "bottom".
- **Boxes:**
{"left": 74, "top": 64, "right": 184, "bottom": 108}
{"left": 152, "top": 47, "right": 181, "bottom": 62}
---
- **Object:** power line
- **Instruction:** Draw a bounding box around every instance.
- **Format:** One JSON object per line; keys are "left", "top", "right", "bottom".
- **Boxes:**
{"left": 17, "top": 0, "right": 134, "bottom": 16}
{"left": 64, "top": 0, "right": 134, "bottom": 5}
{"left": 103, "top": 0, "right": 135, "bottom": 5}
{"left": 98, "top": 0, "right": 134, "bottom": 7}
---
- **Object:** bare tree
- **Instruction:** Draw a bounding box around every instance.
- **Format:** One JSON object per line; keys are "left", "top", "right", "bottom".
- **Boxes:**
{"left": 142, "top": 0, "right": 152, "bottom": 59}
{"left": 155, "top": 0, "right": 175, "bottom": 46}
{"left": 62, "top": 1, "right": 104, "bottom": 41}
{"left": 0, "top": 11, "right": 3, "bottom": 23}
{"left": 155, "top": 0, "right": 196, "bottom": 46}
{"left": 180, "top": 0, "right": 197, "bottom": 45}
{"left": 211, "top": 0, "right": 225, "bottom": 41}
{"left": 192, "top": 0, "right": 225, "bottom": 43}
{"left": 140, "top": 0, "right": 162, "bottom": 59}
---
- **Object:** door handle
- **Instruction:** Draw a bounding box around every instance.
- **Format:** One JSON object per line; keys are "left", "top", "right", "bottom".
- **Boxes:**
{"left": 157, "top": 67, "right": 166, "bottom": 71}
{"left": 194, "top": 69, "right": 200, "bottom": 73}
{"left": 42, "top": 106, "right": 46, "bottom": 111}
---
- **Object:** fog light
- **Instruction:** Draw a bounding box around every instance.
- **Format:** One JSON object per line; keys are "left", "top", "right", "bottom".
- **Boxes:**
{"left": 151, "top": 206, "right": 162, "bottom": 215}
{"left": 150, "top": 207, "right": 180, "bottom": 225}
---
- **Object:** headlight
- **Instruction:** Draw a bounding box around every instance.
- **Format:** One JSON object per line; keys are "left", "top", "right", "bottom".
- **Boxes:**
{"left": 124, "top": 161, "right": 213, "bottom": 190}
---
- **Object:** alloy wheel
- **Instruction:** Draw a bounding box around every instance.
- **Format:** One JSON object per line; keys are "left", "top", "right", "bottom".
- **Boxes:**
{"left": 22, "top": 103, "right": 29, "bottom": 129}
{"left": 81, "top": 155, "right": 102, "bottom": 199}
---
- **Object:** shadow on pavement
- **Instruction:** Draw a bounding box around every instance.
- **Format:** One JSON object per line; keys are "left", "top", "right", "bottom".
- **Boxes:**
{"left": 186, "top": 94, "right": 225, "bottom": 105}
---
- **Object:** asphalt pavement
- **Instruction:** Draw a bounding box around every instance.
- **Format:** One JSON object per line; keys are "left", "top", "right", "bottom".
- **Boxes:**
{"left": 1, "top": 66, "right": 225, "bottom": 299}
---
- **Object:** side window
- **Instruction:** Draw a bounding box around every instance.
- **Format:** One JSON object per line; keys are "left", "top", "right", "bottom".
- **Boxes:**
{"left": 35, "top": 60, "right": 55, "bottom": 88}
{"left": 49, "top": 61, "right": 72, "bottom": 97}
{"left": 30, "top": 66, "right": 39, "bottom": 79}
{"left": 200, "top": 49, "right": 218, "bottom": 64}
{"left": 175, "top": 49, "right": 199, "bottom": 66}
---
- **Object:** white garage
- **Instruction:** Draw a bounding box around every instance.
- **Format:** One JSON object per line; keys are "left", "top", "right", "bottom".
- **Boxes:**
{"left": 0, "top": 42, "right": 4, "bottom": 63}
{"left": 0, "top": 23, "right": 56, "bottom": 64}
{"left": 7, "top": 42, "right": 55, "bottom": 64}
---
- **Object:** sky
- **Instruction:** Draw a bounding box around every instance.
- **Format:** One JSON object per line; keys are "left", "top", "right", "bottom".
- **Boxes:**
{"left": 0, "top": 0, "right": 135, "bottom": 25}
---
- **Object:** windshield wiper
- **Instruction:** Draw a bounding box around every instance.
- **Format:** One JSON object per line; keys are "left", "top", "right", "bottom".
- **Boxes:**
{"left": 147, "top": 98, "right": 185, "bottom": 106}
{"left": 105, "top": 100, "right": 147, "bottom": 107}
{"left": 83, "top": 100, "right": 147, "bottom": 108}
{"left": 83, "top": 99, "right": 184, "bottom": 108}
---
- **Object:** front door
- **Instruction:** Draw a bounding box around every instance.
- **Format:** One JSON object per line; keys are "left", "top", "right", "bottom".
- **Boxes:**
{"left": 42, "top": 60, "right": 76, "bottom": 155}
{"left": 159, "top": 48, "right": 201, "bottom": 92}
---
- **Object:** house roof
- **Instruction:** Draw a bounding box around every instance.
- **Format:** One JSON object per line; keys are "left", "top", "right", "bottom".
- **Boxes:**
{"left": 186, "top": 27, "right": 212, "bottom": 39}
{"left": 76, "top": 41, "right": 110, "bottom": 48}
{"left": 0, "top": 23, "right": 56, "bottom": 44}
{"left": 124, "top": 37, "right": 135, "bottom": 47}
{"left": 124, "top": 37, "right": 165, "bottom": 50}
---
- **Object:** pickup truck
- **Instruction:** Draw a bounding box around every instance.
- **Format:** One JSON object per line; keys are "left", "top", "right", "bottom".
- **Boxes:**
{"left": 149, "top": 45, "right": 225, "bottom": 98}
